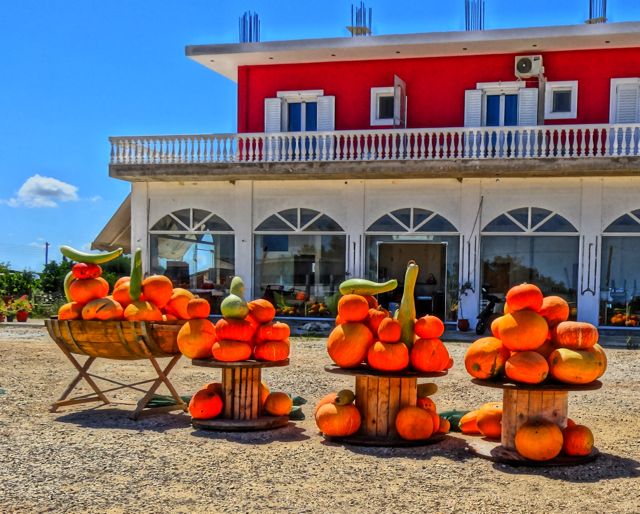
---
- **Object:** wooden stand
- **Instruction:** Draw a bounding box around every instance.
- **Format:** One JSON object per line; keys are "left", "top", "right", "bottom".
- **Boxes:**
{"left": 324, "top": 365, "right": 447, "bottom": 447}
{"left": 45, "top": 319, "right": 188, "bottom": 420}
{"left": 467, "top": 378, "right": 602, "bottom": 466}
{"left": 190, "top": 359, "right": 290, "bottom": 431}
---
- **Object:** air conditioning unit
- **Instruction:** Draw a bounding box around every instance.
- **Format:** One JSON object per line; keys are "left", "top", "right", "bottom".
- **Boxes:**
{"left": 514, "top": 55, "right": 543, "bottom": 79}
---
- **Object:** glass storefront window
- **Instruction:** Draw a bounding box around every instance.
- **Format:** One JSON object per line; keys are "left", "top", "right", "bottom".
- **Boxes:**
{"left": 149, "top": 209, "right": 234, "bottom": 314}
{"left": 480, "top": 236, "right": 579, "bottom": 311}
{"left": 254, "top": 209, "right": 345, "bottom": 318}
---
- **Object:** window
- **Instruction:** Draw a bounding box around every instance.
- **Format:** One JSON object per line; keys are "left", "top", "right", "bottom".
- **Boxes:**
{"left": 544, "top": 81, "right": 578, "bottom": 119}
{"left": 609, "top": 78, "right": 640, "bottom": 124}
{"left": 370, "top": 87, "right": 394, "bottom": 126}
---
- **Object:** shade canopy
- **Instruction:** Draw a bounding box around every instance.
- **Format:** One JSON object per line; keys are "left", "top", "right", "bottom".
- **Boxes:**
{"left": 92, "top": 194, "right": 131, "bottom": 254}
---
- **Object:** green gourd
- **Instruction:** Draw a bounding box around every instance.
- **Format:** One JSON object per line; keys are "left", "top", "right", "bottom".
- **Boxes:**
{"left": 339, "top": 278, "right": 398, "bottom": 296}
{"left": 63, "top": 271, "right": 74, "bottom": 302}
{"left": 129, "top": 248, "right": 143, "bottom": 302}
{"left": 220, "top": 276, "right": 249, "bottom": 319}
{"left": 417, "top": 383, "right": 438, "bottom": 397}
{"left": 335, "top": 389, "right": 356, "bottom": 405}
{"left": 397, "top": 260, "right": 419, "bottom": 349}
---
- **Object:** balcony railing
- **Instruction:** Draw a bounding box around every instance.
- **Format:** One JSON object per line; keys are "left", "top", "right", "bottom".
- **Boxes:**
{"left": 110, "top": 124, "right": 640, "bottom": 165}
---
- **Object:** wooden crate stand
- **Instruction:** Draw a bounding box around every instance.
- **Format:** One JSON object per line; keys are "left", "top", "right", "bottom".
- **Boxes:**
{"left": 45, "top": 319, "right": 188, "bottom": 420}
{"left": 190, "top": 358, "right": 290, "bottom": 431}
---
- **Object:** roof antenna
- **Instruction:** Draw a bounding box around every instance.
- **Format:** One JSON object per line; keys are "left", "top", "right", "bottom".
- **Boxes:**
{"left": 464, "top": 0, "right": 485, "bottom": 31}
{"left": 586, "top": 0, "right": 607, "bottom": 24}
{"left": 347, "top": 2, "right": 372, "bottom": 37}
{"left": 239, "top": 11, "right": 260, "bottom": 43}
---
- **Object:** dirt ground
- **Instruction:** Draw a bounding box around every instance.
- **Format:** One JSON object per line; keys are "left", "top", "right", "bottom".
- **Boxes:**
{"left": 0, "top": 327, "right": 638, "bottom": 514}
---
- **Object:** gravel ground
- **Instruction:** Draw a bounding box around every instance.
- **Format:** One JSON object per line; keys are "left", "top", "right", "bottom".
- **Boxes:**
{"left": 0, "top": 326, "right": 639, "bottom": 514}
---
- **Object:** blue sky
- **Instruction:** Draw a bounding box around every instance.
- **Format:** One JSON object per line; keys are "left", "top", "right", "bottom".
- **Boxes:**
{"left": 1, "top": 0, "right": 639, "bottom": 271}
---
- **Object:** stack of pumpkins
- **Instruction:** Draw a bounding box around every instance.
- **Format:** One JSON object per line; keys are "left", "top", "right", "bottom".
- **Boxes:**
{"left": 464, "top": 283, "right": 607, "bottom": 386}
{"left": 58, "top": 249, "right": 182, "bottom": 322}
{"left": 177, "top": 276, "right": 291, "bottom": 363}
{"left": 188, "top": 381, "right": 293, "bottom": 421}
{"left": 328, "top": 294, "right": 453, "bottom": 373}
{"left": 314, "top": 384, "right": 451, "bottom": 441}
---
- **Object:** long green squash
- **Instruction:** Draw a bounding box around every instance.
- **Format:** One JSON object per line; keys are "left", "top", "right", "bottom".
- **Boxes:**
{"left": 129, "top": 248, "right": 143, "bottom": 302}
{"left": 397, "top": 260, "right": 419, "bottom": 349}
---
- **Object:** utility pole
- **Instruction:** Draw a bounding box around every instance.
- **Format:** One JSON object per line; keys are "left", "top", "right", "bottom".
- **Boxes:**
{"left": 45, "top": 242, "right": 50, "bottom": 266}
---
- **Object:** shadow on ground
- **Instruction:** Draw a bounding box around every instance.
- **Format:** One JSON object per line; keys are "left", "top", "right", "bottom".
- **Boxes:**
{"left": 190, "top": 422, "right": 310, "bottom": 444}
{"left": 54, "top": 407, "right": 191, "bottom": 432}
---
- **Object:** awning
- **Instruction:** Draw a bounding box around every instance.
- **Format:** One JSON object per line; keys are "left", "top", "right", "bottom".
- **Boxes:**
{"left": 92, "top": 194, "right": 131, "bottom": 253}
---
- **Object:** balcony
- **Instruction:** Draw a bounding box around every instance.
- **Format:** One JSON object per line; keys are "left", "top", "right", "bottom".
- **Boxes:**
{"left": 109, "top": 124, "right": 640, "bottom": 182}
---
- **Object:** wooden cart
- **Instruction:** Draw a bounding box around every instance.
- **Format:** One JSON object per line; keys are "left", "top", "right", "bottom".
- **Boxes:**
{"left": 466, "top": 378, "right": 601, "bottom": 466}
{"left": 45, "top": 319, "right": 188, "bottom": 420}
{"left": 190, "top": 358, "right": 290, "bottom": 431}
{"left": 323, "top": 364, "right": 448, "bottom": 447}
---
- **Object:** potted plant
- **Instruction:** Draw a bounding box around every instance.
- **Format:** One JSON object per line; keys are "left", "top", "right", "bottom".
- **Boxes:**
{"left": 11, "top": 295, "right": 32, "bottom": 322}
{"left": 0, "top": 299, "right": 6, "bottom": 322}
{"left": 456, "top": 282, "right": 474, "bottom": 332}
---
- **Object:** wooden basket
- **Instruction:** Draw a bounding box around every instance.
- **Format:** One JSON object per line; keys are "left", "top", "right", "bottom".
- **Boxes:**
{"left": 45, "top": 319, "right": 185, "bottom": 360}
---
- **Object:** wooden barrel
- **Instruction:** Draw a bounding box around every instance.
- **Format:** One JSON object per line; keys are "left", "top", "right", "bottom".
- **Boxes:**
{"left": 221, "top": 367, "right": 262, "bottom": 420}
{"left": 45, "top": 320, "right": 185, "bottom": 359}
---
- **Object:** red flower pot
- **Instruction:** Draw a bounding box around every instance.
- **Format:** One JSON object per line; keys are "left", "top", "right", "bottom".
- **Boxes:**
{"left": 16, "top": 310, "right": 29, "bottom": 322}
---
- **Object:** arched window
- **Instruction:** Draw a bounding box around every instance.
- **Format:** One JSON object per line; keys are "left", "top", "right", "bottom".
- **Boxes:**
{"left": 254, "top": 209, "right": 345, "bottom": 317}
{"left": 601, "top": 210, "right": 640, "bottom": 327}
{"left": 367, "top": 208, "right": 457, "bottom": 233}
{"left": 149, "top": 209, "right": 235, "bottom": 307}
{"left": 480, "top": 206, "right": 578, "bottom": 310}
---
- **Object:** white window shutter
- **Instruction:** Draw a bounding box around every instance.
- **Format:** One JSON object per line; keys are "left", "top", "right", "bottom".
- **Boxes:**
{"left": 464, "top": 89, "right": 483, "bottom": 127}
{"left": 518, "top": 88, "right": 538, "bottom": 126}
{"left": 393, "top": 75, "right": 407, "bottom": 128}
{"left": 264, "top": 98, "right": 282, "bottom": 132}
{"left": 615, "top": 83, "right": 640, "bottom": 123}
{"left": 317, "top": 96, "right": 335, "bottom": 131}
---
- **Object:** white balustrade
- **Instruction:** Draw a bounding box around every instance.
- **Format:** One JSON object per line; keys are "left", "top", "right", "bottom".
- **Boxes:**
{"left": 109, "top": 124, "right": 640, "bottom": 166}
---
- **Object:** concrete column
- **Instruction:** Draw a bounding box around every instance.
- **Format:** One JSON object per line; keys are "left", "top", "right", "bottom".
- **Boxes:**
{"left": 457, "top": 180, "right": 482, "bottom": 328}
{"left": 577, "top": 179, "right": 602, "bottom": 324}
{"left": 344, "top": 180, "right": 366, "bottom": 279}
{"left": 231, "top": 180, "right": 254, "bottom": 297}
{"left": 130, "top": 183, "right": 149, "bottom": 273}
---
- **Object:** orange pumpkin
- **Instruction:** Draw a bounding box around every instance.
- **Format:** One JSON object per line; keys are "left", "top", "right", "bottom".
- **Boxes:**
{"left": 71, "top": 262, "right": 102, "bottom": 280}
{"left": 476, "top": 402, "right": 503, "bottom": 439}
{"left": 68, "top": 277, "right": 110, "bottom": 304}
{"left": 112, "top": 281, "right": 135, "bottom": 308}
{"left": 327, "top": 322, "right": 373, "bottom": 368}
{"left": 259, "top": 382, "right": 270, "bottom": 407}
{"left": 335, "top": 314, "right": 345, "bottom": 325}
{"left": 592, "top": 344, "right": 608, "bottom": 378}
{"left": 255, "top": 321, "right": 290, "bottom": 343}
{"left": 188, "top": 383, "right": 223, "bottom": 419}
{"left": 376, "top": 318, "right": 401, "bottom": 342}
{"left": 538, "top": 296, "right": 570, "bottom": 327}
{"left": 438, "top": 417, "right": 451, "bottom": 434}
{"left": 186, "top": 297, "right": 210, "bottom": 319}
{"left": 548, "top": 346, "right": 606, "bottom": 384}
{"left": 141, "top": 275, "right": 173, "bottom": 308}
{"left": 498, "top": 310, "right": 548, "bottom": 351}
{"left": 247, "top": 299, "right": 276, "bottom": 324}
{"left": 263, "top": 392, "right": 293, "bottom": 416}
{"left": 464, "top": 337, "right": 510, "bottom": 379}
{"left": 505, "top": 351, "right": 549, "bottom": 384}
{"left": 367, "top": 307, "right": 389, "bottom": 336}
{"left": 562, "top": 424, "right": 594, "bottom": 456}
{"left": 362, "top": 295, "right": 379, "bottom": 309}
{"left": 459, "top": 410, "right": 481, "bottom": 434}
{"left": 58, "top": 302, "right": 84, "bottom": 320}
{"left": 534, "top": 338, "right": 558, "bottom": 359}
{"left": 503, "top": 303, "right": 511, "bottom": 314}
{"left": 428, "top": 410, "right": 441, "bottom": 433}
{"left": 314, "top": 392, "right": 339, "bottom": 417}
{"left": 414, "top": 315, "right": 445, "bottom": 339}
{"left": 315, "top": 403, "right": 361, "bottom": 437}
{"left": 253, "top": 339, "right": 290, "bottom": 361}
{"left": 515, "top": 420, "right": 563, "bottom": 461}
{"left": 410, "top": 338, "right": 451, "bottom": 372}
{"left": 395, "top": 406, "right": 434, "bottom": 441}
{"left": 337, "top": 294, "right": 370, "bottom": 322}
{"left": 211, "top": 340, "right": 252, "bottom": 362}
{"left": 215, "top": 318, "right": 254, "bottom": 342}
{"left": 164, "top": 288, "right": 194, "bottom": 319}
{"left": 113, "top": 276, "right": 130, "bottom": 290}
{"left": 81, "top": 297, "right": 124, "bottom": 321}
{"left": 124, "top": 300, "right": 163, "bottom": 321}
{"left": 505, "top": 283, "right": 543, "bottom": 312}
{"left": 367, "top": 341, "right": 409, "bottom": 371}
{"left": 490, "top": 316, "right": 503, "bottom": 338}
{"left": 416, "top": 396, "right": 436, "bottom": 412}
{"left": 177, "top": 319, "right": 216, "bottom": 359}
{"left": 553, "top": 321, "right": 598, "bottom": 349}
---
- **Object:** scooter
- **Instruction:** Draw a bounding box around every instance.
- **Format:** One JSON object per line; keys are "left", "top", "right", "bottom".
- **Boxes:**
{"left": 475, "top": 286, "right": 502, "bottom": 335}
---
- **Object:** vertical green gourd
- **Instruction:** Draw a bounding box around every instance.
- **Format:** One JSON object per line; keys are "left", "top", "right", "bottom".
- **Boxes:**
{"left": 220, "top": 276, "right": 249, "bottom": 319}
{"left": 129, "top": 248, "right": 143, "bottom": 302}
{"left": 397, "top": 260, "right": 419, "bottom": 349}
{"left": 63, "top": 271, "right": 74, "bottom": 302}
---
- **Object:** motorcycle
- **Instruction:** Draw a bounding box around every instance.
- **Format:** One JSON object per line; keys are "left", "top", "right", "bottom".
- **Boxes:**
{"left": 475, "top": 286, "right": 502, "bottom": 335}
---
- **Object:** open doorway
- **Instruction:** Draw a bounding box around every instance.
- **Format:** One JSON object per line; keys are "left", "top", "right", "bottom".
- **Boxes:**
{"left": 377, "top": 242, "right": 447, "bottom": 319}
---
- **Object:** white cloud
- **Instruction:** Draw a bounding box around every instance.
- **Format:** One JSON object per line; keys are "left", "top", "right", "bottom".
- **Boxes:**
{"left": 90, "top": 195, "right": 102, "bottom": 203}
{"left": 2, "top": 175, "right": 79, "bottom": 208}
{"left": 29, "top": 238, "right": 46, "bottom": 249}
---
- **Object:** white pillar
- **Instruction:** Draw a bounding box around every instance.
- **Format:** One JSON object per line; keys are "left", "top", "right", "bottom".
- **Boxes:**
{"left": 130, "top": 183, "right": 149, "bottom": 273}
{"left": 231, "top": 180, "right": 254, "bottom": 297}
{"left": 576, "top": 179, "right": 602, "bottom": 324}
{"left": 458, "top": 180, "right": 482, "bottom": 328}
{"left": 344, "top": 180, "right": 366, "bottom": 279}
